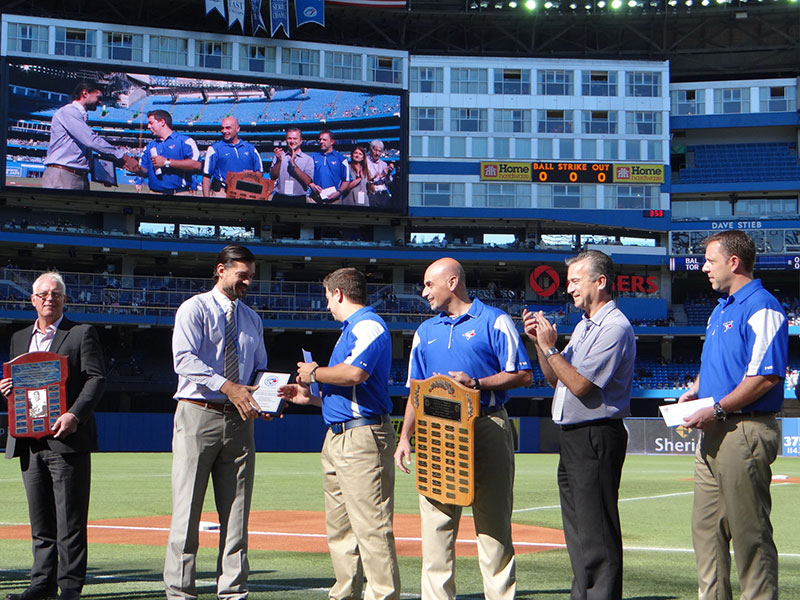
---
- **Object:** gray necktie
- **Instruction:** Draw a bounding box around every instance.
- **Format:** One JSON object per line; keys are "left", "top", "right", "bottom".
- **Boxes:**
{"left": 224, "top": 301, "right": 238, "bottom": 381}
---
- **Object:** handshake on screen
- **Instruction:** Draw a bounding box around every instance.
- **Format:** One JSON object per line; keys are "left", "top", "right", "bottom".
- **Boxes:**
{"left": 121, "top": 154, "right": 140, "bottom": 173}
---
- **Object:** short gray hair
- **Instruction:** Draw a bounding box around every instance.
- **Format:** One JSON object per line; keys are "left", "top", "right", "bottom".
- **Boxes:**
{"left": 370, "top": 139, "right": 384, "bottom": 152}
{"left": 32, "top": 271, "right": 66, "bottom": 295}
{"left": 566, "top": 250, "right": 614, "bottom": 291}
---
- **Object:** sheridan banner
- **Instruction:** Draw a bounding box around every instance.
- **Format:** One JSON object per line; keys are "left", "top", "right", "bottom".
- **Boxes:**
{"left": 480, "top": 161, "right": 533, "bottom": 182}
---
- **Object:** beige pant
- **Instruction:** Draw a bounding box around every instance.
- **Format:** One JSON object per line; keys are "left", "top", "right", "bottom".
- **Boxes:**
{"left": 164, "top": 401, "right": 255, "bottom": 600}
{"left": 692, "top": 414, "right": 780, "bottom": 600}
{"left": 321, "top": 420, "right": 400, "bottom": 600}
{"left": 419, "top": 408, "right": 516, "bottom": 600}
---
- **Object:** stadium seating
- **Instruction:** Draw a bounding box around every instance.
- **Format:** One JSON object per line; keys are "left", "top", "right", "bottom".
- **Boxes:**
{"left": 679, "top": 142, "right": 800, "bottom": 183}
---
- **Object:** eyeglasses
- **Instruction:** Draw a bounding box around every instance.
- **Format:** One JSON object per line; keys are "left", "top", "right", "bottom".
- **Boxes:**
{"left": 33, "top": 291, "right": 64, "bottom": 300}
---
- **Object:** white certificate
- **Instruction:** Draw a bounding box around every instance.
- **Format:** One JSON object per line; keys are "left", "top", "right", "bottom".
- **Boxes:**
{"left": 250, "top": 371, "right": 291, "bottom": 415}
{"left": 319, "top": 186, "right": 338, "bottom": 200}
{"left": 659, "top": 397, "right": 715, "bottom": 427}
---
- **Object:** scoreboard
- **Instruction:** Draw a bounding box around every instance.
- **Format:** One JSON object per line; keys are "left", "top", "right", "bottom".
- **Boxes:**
{"left": 671, "top": 255, "right": 800, "bottom": 271}
{"left": 531, "top": 162, "right": 612, "bottom": 183}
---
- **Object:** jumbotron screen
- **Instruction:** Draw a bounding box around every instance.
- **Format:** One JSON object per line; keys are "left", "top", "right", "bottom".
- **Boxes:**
{"left": 3, "top": 59, "right": 406, "bottom": 212}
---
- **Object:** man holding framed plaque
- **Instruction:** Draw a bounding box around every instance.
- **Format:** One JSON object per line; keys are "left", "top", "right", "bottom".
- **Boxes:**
{"left": 279, "top": 267, "right": 400, "bottom": 600}
{"left": 1, "top": 272, "right": 106, "bottom": 600}
{"left": 394, "top": 258, "right": 532, "bottom": 600}
{"left": 165, "top": 244, "right": 268, "bottom": 600}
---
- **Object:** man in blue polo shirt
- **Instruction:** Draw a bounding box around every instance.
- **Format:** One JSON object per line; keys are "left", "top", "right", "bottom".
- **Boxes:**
{"left": 680, "top": 230, "right": 786, "bottom": 600}
{"left": 308, "top": 131, "right": 349, "bottom": 204}
{"left": 202, "top": 117, "right": 263, "bottom": 198}
{"left": 279, "top": 267, "right": 400, "bottom": 600}
{"left": 395, "top": 257, "right": 532, "bottom": 600}
{"left": 136, "top": 110, "right": 201, "bottom": 195}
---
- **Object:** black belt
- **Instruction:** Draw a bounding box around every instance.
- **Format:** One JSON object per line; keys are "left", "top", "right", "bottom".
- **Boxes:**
{"left": 479, "top": 404, "right": 506, "bottom": 417}
{"left": 329, "top": 414, "right": 388, "bottom": 435}
{"left": 561, "top": 417, "right": 624, "bottom": 431}
{"left": 179, "top": 398, "right": 238, "bottom": 413}
{"left": 46, "top": 164, "right": 88, "bottom": 177}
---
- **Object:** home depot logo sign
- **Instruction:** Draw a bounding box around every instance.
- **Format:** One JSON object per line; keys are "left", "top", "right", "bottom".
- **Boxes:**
{"left": 480, "top": 162, "right": 532, "bottom": 182}
{"left": 529, "top": 266, "right": 659, "bottom": 297}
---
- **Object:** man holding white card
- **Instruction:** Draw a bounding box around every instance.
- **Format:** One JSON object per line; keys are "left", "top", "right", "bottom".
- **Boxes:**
{"left": 279, "top": 268, "right": 400, "bottom": 600}
{"left": 679, "top": 230, "right": 786, "bottom": 600}
{"left": 524, "top": 250, "right": 635, "bottom": 600}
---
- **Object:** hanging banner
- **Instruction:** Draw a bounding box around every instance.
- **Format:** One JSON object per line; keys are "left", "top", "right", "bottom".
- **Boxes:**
{"left": 250, "top": 0, "right": 268, "bottom": 34}
{"left": 296, "top": 0, "right": 325, "bottom": 27}
{"left": 270, "top": 0, "right": 290, "bottom": 36}
{"left": 228, "top": 0, "right": 245, "bottom": 32}
{"left": 206, "top": 0, "right": 226, "bottom": 18}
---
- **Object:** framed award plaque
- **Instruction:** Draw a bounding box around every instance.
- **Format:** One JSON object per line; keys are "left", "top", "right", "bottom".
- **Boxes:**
{"left": 3, "top": 351, "right": 68, "bottom": 439}
{"left": 409, "top": 374, "right": 479, "bottom": 506}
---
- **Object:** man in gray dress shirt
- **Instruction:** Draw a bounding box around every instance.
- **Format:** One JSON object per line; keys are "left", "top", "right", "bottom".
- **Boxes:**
{"left": 523, "top": 250, "right": 635, "bottom": 600}
{"left": 269, "top": 127, "right": 314, "bottom": 202}
{"left": 41, "top": 81, "right": 138, "bottom": 190}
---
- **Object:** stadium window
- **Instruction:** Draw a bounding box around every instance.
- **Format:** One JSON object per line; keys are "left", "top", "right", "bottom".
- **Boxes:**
{"left": 150, "top": 36, "right": 188, "bottom": 66}
{"left": 451, "top": 108, "right": 487, "bottom": 132}
{"left": 760, "top": 86, "right": 796, "bottom": 112}
{"left": 581, "top": 70, "right": 617, "bottom": 96}
{"left": 735, "top": 198, "right": 798, "bottom": 219}
{"left": 494, "top": 109, "right": 531, "bottom": 133}
{"left": 626, "top": 71, "right": 661, "bottom": 97}
{"left": 7, "top": 23, "right": 48, "bottom": 54}
{"left": 410, "top": 67, "right": 443, "bottom": 93}
{"left": 603, "top": 139, "right": 619, "bottom": 159}
{"left": 325, "top": 51, "right": 362, "bottom": 81}
{"left": 786, "top": 230, "right": 800, "bottom": 252}
{"left": 410, "top": 182, "right": 463, "bottom": 207}
{"left": 626, "top": 111, "right": 661, "bottom": 135}
{"left": 537, "top": 138, "right": 553, "bottom": 159}
{"left": 559, "top": 139, "right": 575, "bottom": 159}
{"left": 551, "top": 184, "right": 582, "bottom": 209}
{"left": 450, "top": 137, "right": 467, "bottom": 157}
{"left": 714, "top": 87, "right": 750, "bottom": 114}
{"left": 410, "top": 108, "right": 443, "bottom": 131}
{"left": 581, "top": 139, "right": 597, "bottom": 159}
{"left": 537, "top": 110, "right": 573, "bottom": 134}
{"left": 670, "top": 231, "right": 691, "bottom": 253}
{"left": 671, "top": 89, "right": 705, "bottom": 116}
{"left": 582, "top": 110, "right": 617, "bottom": 134}
{"left": 494, "top": 69, "right": 530, "bottom": 95}
{"left": 368, "top": 56, "right": 401, "bottom": 84}
{"left": 647, "top": 140, "right": 663, "bottom": 161}
{"left": 612, "top": 185, "right": 655, "bottom": 209}
{"left": 450, "top": 68, "right": 488, "bottom": 94}
{"left": 104, "top": 32, "right": 143, "bottom": 62}
{"left": 494, "top": 137, "right": 510, "bottom": 158}
{"left": 196, "top": 41, "right": 231, "bottom": 70}
{"left": 515, "top": 138, "right": 531, "bottom": 158}
{"left": 281, "top": 48, "right": 320, "bottom": 77}
{"left": 537, "top": 70, "right": 573, "bottom": 96}
{"left": 472, "top": 183, "right": 529, "bottom": 208}
{"left": 240, "top": 44, "right": 275, "bottom": 73}
{"left": 55, "top": 28, "right": 96, "bottom": 58}
{"left": 410, "top": 136, "right": 423, "bottom": 156}
{"left": 471, "top": 137, "right": 488, "bottom": 157}
{"left": 625, "top": 140, "right": 641, "bottom": 160}
{"left": 428, "top": 136, "right": 444, "bottom": 156}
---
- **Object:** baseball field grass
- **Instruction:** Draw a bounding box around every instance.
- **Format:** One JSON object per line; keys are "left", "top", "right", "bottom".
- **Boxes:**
{"left": 1, "top": 452, "right": 799, "bottom": 599}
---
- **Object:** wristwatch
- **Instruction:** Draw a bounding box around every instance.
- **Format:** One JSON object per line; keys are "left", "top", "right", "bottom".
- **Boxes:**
{"left": 544, "top": 347, "right": 560, "bottom": 359}
{"left": 713, "top": 401, "right": 727, "bottom": 421}
{"left": 309, "top": 365, "right": 319, "bottom": 384}
{"left": 164, "top": 159, "right": 171, "bottom": 169}
{"left": 471, "top": 377, "right": 481, "bottom": 390}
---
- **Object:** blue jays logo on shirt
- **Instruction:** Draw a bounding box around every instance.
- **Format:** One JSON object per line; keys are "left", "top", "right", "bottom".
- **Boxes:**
{"left": 723, "top": 320, "right": 734, "bottom": 331}
{"left": 463, "top": 329, "right": 476, "bottom": 340}
{"left": 265, "top": 376, "right": 279, "bottom": 385}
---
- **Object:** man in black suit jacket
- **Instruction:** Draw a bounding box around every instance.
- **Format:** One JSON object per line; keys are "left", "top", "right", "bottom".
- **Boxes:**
{"left": 1, "top": 272, "right": 105, "bottom": 600}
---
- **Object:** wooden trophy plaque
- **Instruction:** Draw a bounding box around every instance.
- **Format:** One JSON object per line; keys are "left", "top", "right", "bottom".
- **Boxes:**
{"left": 3, "top": 352, "right": 68, "bottom": 439}
{"left": 409, "top": 375, "right": 479, "bottom": 506}
{"left": 226, "top": 171, "right": 272, "bottom": 200}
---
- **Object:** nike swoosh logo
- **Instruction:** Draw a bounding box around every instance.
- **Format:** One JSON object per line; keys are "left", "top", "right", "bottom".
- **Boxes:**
{"left": 427, "top": 339, "right": 437, "bottom": 344}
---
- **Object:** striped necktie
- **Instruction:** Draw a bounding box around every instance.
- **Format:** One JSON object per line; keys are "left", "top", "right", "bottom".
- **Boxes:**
{"left": 224, "top": 301, "right": 238, "bottom": 381}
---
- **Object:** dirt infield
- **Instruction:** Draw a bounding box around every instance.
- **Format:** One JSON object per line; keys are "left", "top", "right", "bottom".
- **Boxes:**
{"left": 0, "top": 510, "right": 565, "bottom": 557}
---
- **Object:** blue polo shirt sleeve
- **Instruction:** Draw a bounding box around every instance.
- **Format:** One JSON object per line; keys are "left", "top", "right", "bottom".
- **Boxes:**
{"left": 491, "top": 313, "right": 531, "bottom": 372}
{"left": 745, "top": 306, "right": 787, "bottom": 378}
{"left": 141, "top": 142, "right": 154, "bottom": 171}
{"left": 406, "top": 330, "right": 426, "bottom": 385}
{"left": 181, "top": 136, "right": 200, "bottom": 161}
{"left": 203, "top": 145, "right": 218, "bottom": 177}
{"left": 343, "top": 318, "right": 387, "bottom": 375}
{"left": 574, "top": 323, "right": 630, "bottom": 389}
{"left": 250, "top": 146, "right": 263, "bottom": 172}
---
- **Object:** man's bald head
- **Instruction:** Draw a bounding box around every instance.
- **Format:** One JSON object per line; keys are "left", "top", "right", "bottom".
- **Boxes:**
{"left": 422, "top": 257, "right": 469, "bottom": 315}
{"left": 221, "top": 117, "right": 241, "bottom": 143}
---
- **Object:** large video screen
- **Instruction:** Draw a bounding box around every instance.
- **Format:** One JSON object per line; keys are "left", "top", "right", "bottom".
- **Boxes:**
{"left": 3, "top": 59, "right": 405, "bottom": 212}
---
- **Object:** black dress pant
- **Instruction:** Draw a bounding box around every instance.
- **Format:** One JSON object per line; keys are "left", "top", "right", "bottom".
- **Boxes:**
{"left": 558, "top": 419, "right": 627, "bottom": 600}
{"left": 20, "top": 446, "right": 91, "bottom": 599}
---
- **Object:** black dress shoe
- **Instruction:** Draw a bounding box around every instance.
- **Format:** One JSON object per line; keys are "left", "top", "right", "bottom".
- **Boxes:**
{"left": 5, "top": 589, "right": 58, "bottom": 600}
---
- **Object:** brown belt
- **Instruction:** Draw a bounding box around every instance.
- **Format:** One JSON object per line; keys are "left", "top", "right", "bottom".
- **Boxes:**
{"left": 46, "top": 164, "right": 88, "bottom": 177}
{"left": 179, "top": 398, "right": 238, "bottom": 413}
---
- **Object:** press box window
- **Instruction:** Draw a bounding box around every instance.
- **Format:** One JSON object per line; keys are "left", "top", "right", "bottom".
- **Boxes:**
{"left": 494, "top": 69, "right": 530, "bottom": 95}
{"left": 240, "top": 45, "right": 276, "bottom": 73}
{"left": 196, "top": 41, "right": 231, "bottom": 70}
{"left": 55, "top": 28, "right": 96, "bottom": 58}
{"left": 7, "top": 23, "right": 49, "bottom": 54}
{"left": 104, "top": 33, "right": 143, "bottom": 62}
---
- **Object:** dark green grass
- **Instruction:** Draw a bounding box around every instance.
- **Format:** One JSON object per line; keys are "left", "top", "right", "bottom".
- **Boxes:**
{"left": 2, "top": 453, "right": 799, "bottom": 599}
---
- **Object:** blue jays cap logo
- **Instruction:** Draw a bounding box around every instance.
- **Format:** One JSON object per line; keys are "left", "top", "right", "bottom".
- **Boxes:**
{"left": 304, "top": 6, "right": 318, "bottom": 16}
{"left": 265, "top": 376, "right": 279, "bottom": 385}
{"left": 463, "top": 329, "right": 476, "bottom": 340}
{"left": 723, "top": 320, "right": 733, "bottom": 331}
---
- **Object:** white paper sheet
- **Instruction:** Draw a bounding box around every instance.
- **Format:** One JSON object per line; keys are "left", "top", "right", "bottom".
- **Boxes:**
{"left": 659, "top": 397, "right": 715, "bottom": 427}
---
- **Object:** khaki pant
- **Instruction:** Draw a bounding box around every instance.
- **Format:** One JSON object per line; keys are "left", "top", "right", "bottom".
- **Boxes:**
{"left": 692, "top": 414, "right": 780, "bottom": 600}
{"left": 322, "top": 420, "right": 400, "bottom": 600}
{"left": 419, "top": 408, "right": 516, "bottom": 600}
{"left": 164, "top": 401, "right": 255, "bottom": 600}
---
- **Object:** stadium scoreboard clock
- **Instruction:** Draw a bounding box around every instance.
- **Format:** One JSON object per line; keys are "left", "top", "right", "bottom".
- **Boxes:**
{"left": 643, "top": 209, "right": 666, "bottom": 218}
{"left": 532, "top": 162, "right": 612, "bottom": 183}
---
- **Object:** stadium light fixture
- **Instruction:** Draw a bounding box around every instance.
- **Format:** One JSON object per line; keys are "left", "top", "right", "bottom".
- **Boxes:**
{"left": 611, "top": 0, "right": 622, "bottom": 8}
{"left": 544, "top": 1, "right": 553, "bottom": 7}
{"left": 685, "top": 0, "right": 692, "bottom": 6}
{"left": 495, "top": 1, "right": 504, "bottom": 7}
{"left": 597, "top": 0, "right": 606, "bottom": 6}
{"left": 508, "top": 0, "right": 517, "bottom": 5}
{"left": 480, "top": 0, "right": 489, "bottom": 6}
{"left": 525, "top": 0, "right": 536, "bottom": 9}
{"left": 627, "top": 0, "right": 637, "bottom": 6}
{"left": 470, "top": 1, "right": 478, "bottom": 7}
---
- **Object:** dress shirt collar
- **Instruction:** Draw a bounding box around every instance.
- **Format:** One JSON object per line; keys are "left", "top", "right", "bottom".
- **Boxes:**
{"left": 71, "top": 100, "right": 88, "bottom": 121}
{"left": 211, "top": 286, "right": 237, "bottom": 314}
{"left": 581, "top": 298, "right": 616, "bottom": 328}
{"left": 30, "top": 315, "right": 64, "bottom": 352}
